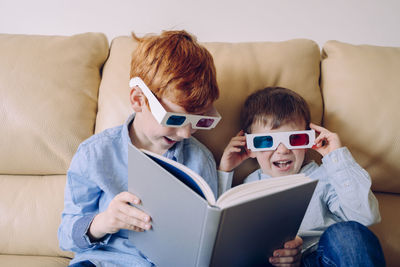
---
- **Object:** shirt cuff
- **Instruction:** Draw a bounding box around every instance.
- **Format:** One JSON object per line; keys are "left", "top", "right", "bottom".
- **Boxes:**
{"left": 321, "top": 147, "right": 355, "bottom": 173}
{"left": 72, "top": 214, "right": 111, "bottom": 249}
{"left": 218, "top": 170, "right": 233, "bottom": 197}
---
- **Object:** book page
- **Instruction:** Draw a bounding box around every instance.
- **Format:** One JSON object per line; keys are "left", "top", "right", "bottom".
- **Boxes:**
{"left": 216, "top": 174, "right": 311, "bottom": 209}
{"left": 141, "top": 149, "right": 217, "bottom": 205}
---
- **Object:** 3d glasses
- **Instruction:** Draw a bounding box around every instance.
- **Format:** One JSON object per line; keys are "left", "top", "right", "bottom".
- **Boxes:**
{"left": 129, "top": 77, "right": 221, "bottom": 129}
{"left": 246, "top": 130, "right": 315, "bottom": 151}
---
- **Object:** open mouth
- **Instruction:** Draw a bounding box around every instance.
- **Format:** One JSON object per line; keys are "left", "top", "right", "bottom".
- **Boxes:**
{"left": 273, "top": 160, "right": 292, "bottom": 169}
{"left": 164, "top": 136, "right": 177, "bottom": 144}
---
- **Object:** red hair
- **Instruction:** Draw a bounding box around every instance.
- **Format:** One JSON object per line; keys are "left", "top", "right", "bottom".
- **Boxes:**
{"left": 130, "top": 30, "right": 219, "bottom": 112}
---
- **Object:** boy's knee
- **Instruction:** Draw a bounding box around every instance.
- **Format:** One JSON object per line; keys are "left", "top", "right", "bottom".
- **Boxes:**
{"left": 318, "top": 221, "right": 385, "bottom": 266}
{"left": 321, "top": 221, "right": 372, "bottom": 245}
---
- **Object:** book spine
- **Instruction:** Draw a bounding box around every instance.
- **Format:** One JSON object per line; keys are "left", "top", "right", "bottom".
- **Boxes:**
{"left": 195, "top": 206, "right": 221, "bottom": 267}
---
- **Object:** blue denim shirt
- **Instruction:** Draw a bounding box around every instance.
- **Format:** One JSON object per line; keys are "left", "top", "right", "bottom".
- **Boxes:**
{"left": 244, "top": 147, "right": 381, "bottom": 233}
{"left": 58, "top": 114, "right": 218, "bottom": 266}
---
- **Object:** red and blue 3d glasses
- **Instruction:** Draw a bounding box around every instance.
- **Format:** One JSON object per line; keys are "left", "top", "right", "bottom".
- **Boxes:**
{"left": 246, "top": 130, "right": 315, "bottom": 151}
{"left": 129, "top": 77, "right": 221, "bottom": 130}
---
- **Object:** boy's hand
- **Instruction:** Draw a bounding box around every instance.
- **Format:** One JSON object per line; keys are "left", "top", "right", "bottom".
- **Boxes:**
{"left": 269, "top": 236, "right": 303, "bottom": 267}
{"left": 88, "top": 192, "right": 151, "bottom": 241}
{"left": 310, "top": 123, "right": 342, "bottom": 157}
{"left": 219, "top": 130, "right": 250, "bottom": 172}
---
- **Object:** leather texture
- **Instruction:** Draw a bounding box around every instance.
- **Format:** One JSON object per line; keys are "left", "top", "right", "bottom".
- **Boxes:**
{"left": 0, "top": 254, "right": 70, "bottom": 267}
{"left": 0, "top": 174, "right": 72, "bottom": 258}
{"left": 369, "top": 193, "right": 400, "bottom": 266}
{"left": 0, "top": 32, "right": 109, "bottom": 175}
{"left": 0, "top": 32, "right": 108, "bottom": 265}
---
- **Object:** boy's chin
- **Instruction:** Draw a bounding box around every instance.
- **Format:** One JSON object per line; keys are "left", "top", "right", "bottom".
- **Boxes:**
{"left": 270, "top": 167, "right": 297, "bottom": 177}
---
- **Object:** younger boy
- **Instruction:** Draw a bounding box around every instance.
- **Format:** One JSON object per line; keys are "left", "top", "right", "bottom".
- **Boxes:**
{"left": 58, "top": 30, "right": 221, "bottom": 266}
{"left": 219, "top": 87, "right": 385, "bottom": 266}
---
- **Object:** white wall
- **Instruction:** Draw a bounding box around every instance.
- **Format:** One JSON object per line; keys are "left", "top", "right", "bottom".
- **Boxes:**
{"left": 1, "top": 0, "right": 399, "bottom": 47}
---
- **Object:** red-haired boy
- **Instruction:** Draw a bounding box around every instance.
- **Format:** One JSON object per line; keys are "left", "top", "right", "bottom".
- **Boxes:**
{"left": 59, "top": 30, "right": 221, "bottom": 266}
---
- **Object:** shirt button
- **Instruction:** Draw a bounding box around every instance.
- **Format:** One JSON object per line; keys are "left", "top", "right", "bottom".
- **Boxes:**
{"left": 332, "top": 157, "right": 338, "bottom": 163}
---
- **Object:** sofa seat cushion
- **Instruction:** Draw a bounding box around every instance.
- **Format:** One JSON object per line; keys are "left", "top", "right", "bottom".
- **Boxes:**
{"left": 0, "top": 175, "right": 73, "bottom": 258}
{"left": 0, "top": 254, "right": 70, "bottom": 267}
{"left": 369, "top": 192, "right": 400, "bottom": 267}
{"left": 321, "top": 40, "right": 400, "bottom": 193}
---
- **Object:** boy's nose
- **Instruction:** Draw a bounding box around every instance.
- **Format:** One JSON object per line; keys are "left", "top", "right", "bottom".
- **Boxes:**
{"left": 275, "top": 143, "right": 290, "bottom": 154}
{"left": 176, "top": 123, "right": 195, "bottom": 139}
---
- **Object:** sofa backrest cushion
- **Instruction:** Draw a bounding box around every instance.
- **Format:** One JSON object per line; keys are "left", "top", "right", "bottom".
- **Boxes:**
{"left": 0, "top": 33, "right": 108, "bottom": 257}
{"left": 321, "top": 40, "right": 400, "bottom": 193}
{"left": 0, "top": 33, "right": 109, "bottom": 175}
{"left": 96, "top": 36, "right": 322, "bottom": 183}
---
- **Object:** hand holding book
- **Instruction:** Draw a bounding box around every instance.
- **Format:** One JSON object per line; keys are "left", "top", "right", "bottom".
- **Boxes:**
{"left": 88, "top": 192, "right": 151, "bottom": 241}
{"left": 128, "top": 144, "right": 317, "bottom": 267}
{"left": 269, "top": 236, "right": 303, "bottom": 266}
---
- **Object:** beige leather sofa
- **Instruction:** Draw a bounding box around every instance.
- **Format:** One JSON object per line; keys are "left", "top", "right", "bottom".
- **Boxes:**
{"left": 0, "top": 32, "right": 398, "bottom": 266}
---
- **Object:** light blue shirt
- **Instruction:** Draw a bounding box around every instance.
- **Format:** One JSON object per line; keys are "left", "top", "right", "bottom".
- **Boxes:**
{"left": 244, "top": 147, "right": 381, "bottom": 233}
{"left": 58, "top": 114, "right": 218, "bottom": 266}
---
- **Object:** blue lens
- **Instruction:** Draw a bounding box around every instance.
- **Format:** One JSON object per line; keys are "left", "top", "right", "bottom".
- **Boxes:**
{"left": 253, "top": 136, "right": 273, "bottom": 148}
{"left": 166, "top": 115, "right": 186, "bottom": 126}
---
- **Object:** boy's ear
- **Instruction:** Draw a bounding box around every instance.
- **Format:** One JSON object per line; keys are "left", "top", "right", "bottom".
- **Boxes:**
{"left": 130, "top": 86, "right": 145, "bottom": 112}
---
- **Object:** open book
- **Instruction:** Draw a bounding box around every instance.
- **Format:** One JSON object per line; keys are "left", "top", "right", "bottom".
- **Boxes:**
{"left": 128, "top": 143, "right": 317, "bottom": 267}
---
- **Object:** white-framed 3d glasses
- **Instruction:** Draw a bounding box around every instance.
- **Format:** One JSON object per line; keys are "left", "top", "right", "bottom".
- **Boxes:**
{"left": 246, "top": 130, "right": 315, "bottom": 151}
{"left": 129, "top": 77, "right": 221, "bottom": 130}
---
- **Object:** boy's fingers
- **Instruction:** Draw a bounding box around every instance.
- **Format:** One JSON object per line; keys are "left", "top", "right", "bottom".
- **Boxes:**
{"left": 116, "top": 191, "right": 141, "bottom": 205}
{"left": 232, "top": 135, "right": 246, "bottom": 142}
{"left": 314, "top": 132, "right": 328, "bottom": 145}
{"left": 273, "top": 248, "right": 301, "bottom": 257}
{"left": 236, "top": 129, "right": 245, "bottom": 136}
{"left": 309, "top": 123, "right": 325, "bottom": 132}
{"left": 230, "top": 138, "right": 246, "bottom": 145}
{"left": 117, "top": 212, "right": 151, "bottom": 230}
{"left": 284, "top": 236, "right": 303, "bottom": 249}
{"left": 120, "top": 219, "right": 150, "bottom": 232}
{"left": 269, "top": 256, "right": 301, "bottom": 267}
{"left": 226, "top": 147, "right": 241, "bottom": 154}
{"left": 119, "top": 203, "right": 151, "bottom": 223}
{"left": 271, "top": 256, "right": 298, "bottom": 264}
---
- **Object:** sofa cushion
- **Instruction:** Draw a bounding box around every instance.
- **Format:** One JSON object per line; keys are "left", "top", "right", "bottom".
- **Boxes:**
{"left": 369, "top": 192, "right": 400, "bottom": 267}
{"left": 0, "top": 254, "right": 70, "bottom": 267}
{"left": 0, "top": 175, "right": 73, "bottom": 258}
{"left": 0, "top": 33, "right": 109, "bottom": 175}
{"left": 96, "top": 36, "right": 322, "bottom": 183}
{"left": 321, "top": 41, "right": 400, "bottom": 193}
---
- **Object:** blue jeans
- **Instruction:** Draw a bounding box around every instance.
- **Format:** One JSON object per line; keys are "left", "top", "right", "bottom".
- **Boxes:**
{"left": 69, "top": 260, "right": 95, "bottom": 267}
{"left": 302, "top": 221, "right": 385, "bottom": 267}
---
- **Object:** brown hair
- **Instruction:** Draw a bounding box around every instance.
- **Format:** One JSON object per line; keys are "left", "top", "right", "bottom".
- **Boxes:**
{"left": 130, "top": 30, "right": 219, "bottom": 113}
{"left": 240, "top": 87, "right": 311, "bottom": 133}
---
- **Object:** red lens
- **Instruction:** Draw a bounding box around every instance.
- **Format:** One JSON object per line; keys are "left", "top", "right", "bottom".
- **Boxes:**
{"left": 289, "top": 133, "right": 309, "bottom": 146}
{"left": 196, "top": 118, "right": 214, "bottom": 128}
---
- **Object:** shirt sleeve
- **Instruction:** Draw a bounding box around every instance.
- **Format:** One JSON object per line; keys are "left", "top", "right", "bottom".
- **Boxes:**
{"left": 57, "top": 144, "right": 111, "bottom": 253}
{"left": 319, "top": 147, "right": 381, "bottom": 226}
{"left": 199, "top": 153, "right": 219, "bottom": 199}
{"left": 217, "top": 170, "right": 233, "bottom": 197}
